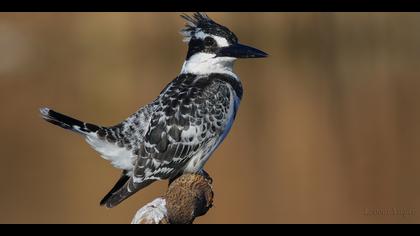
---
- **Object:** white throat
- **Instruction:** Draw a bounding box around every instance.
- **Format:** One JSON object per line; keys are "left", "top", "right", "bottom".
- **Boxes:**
{"left": 180, "top": 53, "right": 238, "bottom": 79}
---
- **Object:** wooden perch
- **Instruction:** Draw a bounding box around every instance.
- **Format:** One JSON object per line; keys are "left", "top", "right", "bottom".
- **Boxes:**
{"left": 131, "top": 172, "right": 214, "bottom": 224}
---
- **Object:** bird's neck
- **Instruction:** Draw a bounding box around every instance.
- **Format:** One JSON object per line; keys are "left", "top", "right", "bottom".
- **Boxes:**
{"left": 180, "top": 53, "right": 238, "bottom": 80}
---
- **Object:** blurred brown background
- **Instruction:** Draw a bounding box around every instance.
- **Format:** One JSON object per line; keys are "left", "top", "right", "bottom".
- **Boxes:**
{"left": 0, "top": 13, "right": 419, "bottom": 224}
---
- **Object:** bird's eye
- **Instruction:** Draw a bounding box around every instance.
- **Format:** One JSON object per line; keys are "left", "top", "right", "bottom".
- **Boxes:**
{"left": 204, "top": 37, "right": 216, "bottom": 47}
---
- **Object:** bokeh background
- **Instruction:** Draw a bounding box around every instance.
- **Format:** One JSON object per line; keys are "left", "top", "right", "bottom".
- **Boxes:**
{"left": 0, "top": 13, "right": 419, "bottom": 224}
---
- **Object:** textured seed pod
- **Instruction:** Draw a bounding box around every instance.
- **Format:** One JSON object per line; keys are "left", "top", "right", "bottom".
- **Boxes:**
{"left": 165, "top": 173, "right": 213, "bottom": 224}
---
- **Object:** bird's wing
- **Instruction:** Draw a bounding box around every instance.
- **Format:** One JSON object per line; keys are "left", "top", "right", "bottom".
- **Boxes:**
{"left": 101, "top": 76, "right": 234, "bottom": 208}
{"left": 134, "top": 76, "right": 233, "bottom": 182}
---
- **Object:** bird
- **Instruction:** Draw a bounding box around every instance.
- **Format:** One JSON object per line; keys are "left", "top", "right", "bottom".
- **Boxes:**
{"left": 39, "top": 12, "right": 267, "bottom": 208}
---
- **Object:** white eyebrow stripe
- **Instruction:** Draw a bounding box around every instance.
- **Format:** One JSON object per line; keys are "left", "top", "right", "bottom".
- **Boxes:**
{"left": 194, "top": 31, "right": 230, "bottom": 47}
{"left": 213, "top": 36, "right": 229, "bottom": 47}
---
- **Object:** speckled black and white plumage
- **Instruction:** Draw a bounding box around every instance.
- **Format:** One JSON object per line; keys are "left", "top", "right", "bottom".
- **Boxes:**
{"left": 40, "top": 12, "right": 266, "bottom": 208}
{"left": 135, "top": 73, "right": 242, "bottom": 177}
{"left": 100, "top": 72, "right": 242, "bottom": 208}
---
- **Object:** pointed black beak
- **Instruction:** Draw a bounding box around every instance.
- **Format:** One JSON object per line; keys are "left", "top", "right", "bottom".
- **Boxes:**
{"left": 217, "top": 43, "right": 268, "bottom": 59}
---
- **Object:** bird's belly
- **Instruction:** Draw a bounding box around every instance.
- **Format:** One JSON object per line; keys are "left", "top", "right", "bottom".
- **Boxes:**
{"left": 103, "top": 153, "right": 135, "bottom": 170}
{"left": 183, "top": 92, "right": 240, "bottom": 174}
{"left": 85, "top": 134, "right": 136, "bottom": 171}
{"left": 182, "top": 141, "right": 217, "bottom": 173}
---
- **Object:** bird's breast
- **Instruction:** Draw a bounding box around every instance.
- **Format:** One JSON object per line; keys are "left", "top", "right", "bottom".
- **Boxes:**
{"left": 183, "top": 86, "right": 240, "bottom": 173}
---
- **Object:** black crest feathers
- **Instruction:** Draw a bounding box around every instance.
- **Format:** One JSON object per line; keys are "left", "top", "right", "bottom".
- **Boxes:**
{"left": 180, "top": 12, "right": 238, "bottom": 44}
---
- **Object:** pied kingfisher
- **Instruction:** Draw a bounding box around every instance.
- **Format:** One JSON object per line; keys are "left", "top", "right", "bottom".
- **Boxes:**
{"left": 40, "top": 13, "right": 267, "bottom": 208}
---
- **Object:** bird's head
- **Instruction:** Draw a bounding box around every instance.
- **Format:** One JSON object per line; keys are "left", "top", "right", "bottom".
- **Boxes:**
{"left": 180, "top": 13, "right": 267, "bottom": 75}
